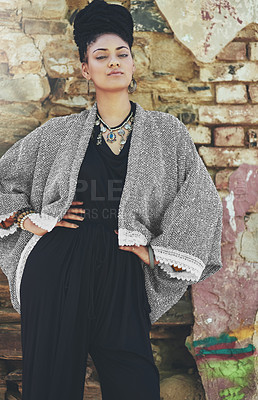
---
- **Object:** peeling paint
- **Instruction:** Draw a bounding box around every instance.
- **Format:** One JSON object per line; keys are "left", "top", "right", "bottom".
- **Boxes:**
{"left": 181, "top": 33, "right": 194, "bottom": 43}
{"left": 246, "top": 170, "right": 253, "bottom": 182}
{"left": 187, "top": 332, "right": 256, "bottom": 398}
{"left": 190, "top": 164, "right": 258, "bottom": 399}
{"left": 199, "top": 356, "right": 255, "bottom": 397}
{"left": 225, "top": 190, "right": 236, "bottom": 232}
{"left": 229, "top": 325, "right": 255, "bottom": 341}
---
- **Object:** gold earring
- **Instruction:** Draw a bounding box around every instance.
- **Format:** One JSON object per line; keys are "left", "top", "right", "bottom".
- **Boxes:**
{"left": 128, "top": 76, "right": 137, "bottom": 93}
{"left": 87, "top": 79, "right": 90, "bottom": 96}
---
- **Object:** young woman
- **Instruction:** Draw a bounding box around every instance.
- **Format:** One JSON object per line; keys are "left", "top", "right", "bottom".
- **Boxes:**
{"left": 0, "top": 1, "right": 223, "bottom": 399}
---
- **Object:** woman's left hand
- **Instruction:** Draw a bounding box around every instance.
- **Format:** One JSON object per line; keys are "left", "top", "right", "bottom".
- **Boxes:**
{"left": 114, "top": 230, "right": 159, "bottom": 266}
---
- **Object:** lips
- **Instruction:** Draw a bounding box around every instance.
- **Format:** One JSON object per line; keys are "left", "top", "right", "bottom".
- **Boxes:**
{"left": 108, "top": 71, "right": 123, "bottom": 75}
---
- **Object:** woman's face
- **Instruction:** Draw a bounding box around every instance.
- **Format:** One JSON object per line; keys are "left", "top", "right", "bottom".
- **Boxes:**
{"left": 81, "top": 33, "right": 136, "bottom": 94}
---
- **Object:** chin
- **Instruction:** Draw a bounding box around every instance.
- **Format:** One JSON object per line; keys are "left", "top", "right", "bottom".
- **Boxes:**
{"left": 103, "top": 83, "right": 129, "bottom": 91}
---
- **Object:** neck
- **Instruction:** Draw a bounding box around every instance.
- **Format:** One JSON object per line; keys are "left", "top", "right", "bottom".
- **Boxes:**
{"left": 95, "top": 91, "right": 132, "bottom": 127}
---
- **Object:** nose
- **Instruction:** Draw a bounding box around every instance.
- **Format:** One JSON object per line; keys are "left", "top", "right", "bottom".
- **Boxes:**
{"left": 109, "top": 57, "right": 120, "bottom": 67}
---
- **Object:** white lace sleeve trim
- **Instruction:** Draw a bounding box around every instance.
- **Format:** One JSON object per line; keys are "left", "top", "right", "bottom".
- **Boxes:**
{"left": 0, "top": 223, "right": 18, "bottom": 238}
{"left": 0, "top": 212, "right": 58, "bottom": 237}
{"left": 151, "top": 245, "right": 205, "bottom": 282}
{"left": 0, "top": 211, "right": 16, "bottom": 222}
{"left": 28, "top": 213, "right": 58, "bottom": 232}
{"left": 118, "top": 228, "right": 148, "bottom": 246}
{"left": 157, "top": 263, "right": 200, "bottom": 282}
{"left": 117, "top": 229, "right": 205, "bottom": 282}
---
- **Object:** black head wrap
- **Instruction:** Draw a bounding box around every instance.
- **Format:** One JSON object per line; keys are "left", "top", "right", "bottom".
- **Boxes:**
{"left": 73, "top": 0, "right": 134, "bottom": 63}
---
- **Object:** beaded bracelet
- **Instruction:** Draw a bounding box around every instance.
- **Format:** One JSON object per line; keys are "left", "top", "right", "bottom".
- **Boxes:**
{"left": 13, "top": 207, "right": 32, "bottom": 223}
{"left": 20, "top": 213, "right": 36, "bottom": 230}
{"left": 14, "top": 207, "right": 36, "bottom": 230}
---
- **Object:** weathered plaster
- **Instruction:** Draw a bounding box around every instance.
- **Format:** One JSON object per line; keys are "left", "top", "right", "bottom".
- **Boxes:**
{"left": 155, "top": 0, "right": 258, "bottom": 62}
{"left": 187, "top": 164, "right": 258, "bottom": 399}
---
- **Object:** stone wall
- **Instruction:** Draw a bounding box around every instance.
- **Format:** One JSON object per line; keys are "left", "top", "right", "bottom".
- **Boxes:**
{"left": 0, "top": 1, "right": 257, "bottom": 399}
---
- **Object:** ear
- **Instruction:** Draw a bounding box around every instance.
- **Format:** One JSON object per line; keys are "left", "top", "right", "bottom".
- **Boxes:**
{"left": 81, "top": 63, "right": 91, "bottom": 80}
{"left": 132, "top": 62, "right": 136, "bottom": 75}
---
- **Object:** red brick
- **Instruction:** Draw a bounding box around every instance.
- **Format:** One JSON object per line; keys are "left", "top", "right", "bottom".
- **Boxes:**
{"left": 199, "top": 105, "right": 258, "bottom": 125}
{"left": 216, "top": 84, "right": 247, "bottom": 104}
{"left": 187, "top": 125, "right": 211, "bottom": 144}
{"left": 199, "top": 146, "right": 258, "bottom": 167}
{"left": 216, "top": 42, "right": 246, "bottom": 61}
{"left": 248, "top": 84, "right": 258, "bottom": 103}
{"left": 214, "top": 126, "right": 245, "bottom": 147}
{"left": 235, "top": 23, "right": 258, "bottom": 41}
{"left": 248, "top": 42, "right": 258, "bottom": 61}
{"left": 200, "top": 62, "right": 258, "bottom": 82}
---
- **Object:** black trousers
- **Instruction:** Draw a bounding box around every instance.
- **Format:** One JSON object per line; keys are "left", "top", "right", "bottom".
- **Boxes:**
{"left": 20, "top": 221, "right": 160, "bottom": 399}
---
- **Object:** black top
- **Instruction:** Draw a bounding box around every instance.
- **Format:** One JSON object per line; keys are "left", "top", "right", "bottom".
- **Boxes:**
{"left": 73, "top": 100, "right": 136, "bottom": 232}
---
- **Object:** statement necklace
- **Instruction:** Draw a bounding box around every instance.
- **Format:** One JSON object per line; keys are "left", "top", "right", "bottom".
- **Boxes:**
{"left": 94, "top": 110, "right": 134, "bottom": 153}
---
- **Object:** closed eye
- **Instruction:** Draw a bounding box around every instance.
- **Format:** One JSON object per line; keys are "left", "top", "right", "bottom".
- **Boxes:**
{"left": 96, "top": 54, "right": 129, "bottom": 60}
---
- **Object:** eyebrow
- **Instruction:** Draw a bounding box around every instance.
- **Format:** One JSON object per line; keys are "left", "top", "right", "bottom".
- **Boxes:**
{"left": 93, "top": 46, "right": 129, "bottom": 53}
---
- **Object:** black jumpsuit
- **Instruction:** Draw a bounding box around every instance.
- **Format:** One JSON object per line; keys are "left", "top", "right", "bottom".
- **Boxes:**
{"left": 20, "top": 101, "right": 161, "bottom": 400}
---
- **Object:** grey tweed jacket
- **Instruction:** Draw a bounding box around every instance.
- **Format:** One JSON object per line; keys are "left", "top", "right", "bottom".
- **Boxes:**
{"left": 0, "top": 101, "right": 223, "bottom": 324}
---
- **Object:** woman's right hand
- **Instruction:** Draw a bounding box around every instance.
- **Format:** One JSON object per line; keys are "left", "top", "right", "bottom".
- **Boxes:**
{"left": 23, "top": 201, "right": 85, "bottom": 236}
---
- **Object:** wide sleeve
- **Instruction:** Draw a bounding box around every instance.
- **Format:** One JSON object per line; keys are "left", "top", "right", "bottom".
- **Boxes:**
{"left": 149, "top": 119, "right": 223, "bottom": 283}
{"left": 0, "top": 123, "right": 57, "bottom": 238}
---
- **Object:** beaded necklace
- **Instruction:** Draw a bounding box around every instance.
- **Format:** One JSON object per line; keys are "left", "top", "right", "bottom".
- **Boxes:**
{"left": 92, "top": 105, "right": 134, "bottom": 154}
